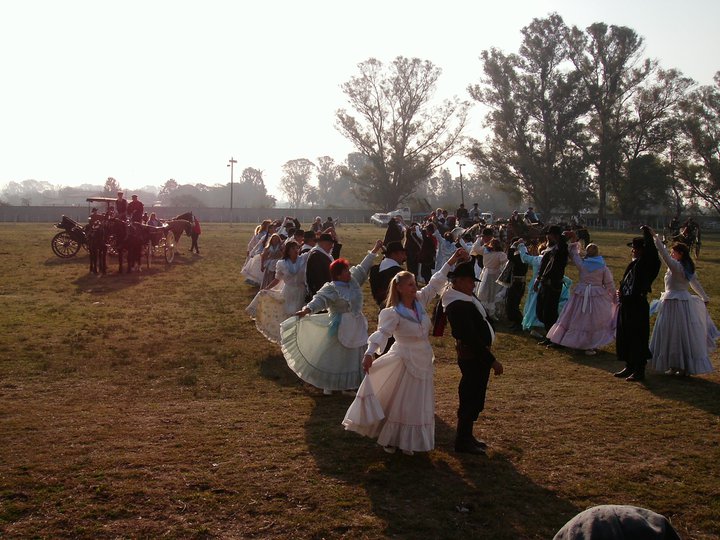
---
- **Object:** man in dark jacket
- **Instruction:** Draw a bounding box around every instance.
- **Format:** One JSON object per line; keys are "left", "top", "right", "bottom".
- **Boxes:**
{"left": 535, "top": 225, "right": 569, "bottom": 343}
{"left": 442, "top": 261, "right": 504, "bottom": 455}
{"left": 404, "top": 223, "right": 423, "bottom": 278}
{"left": 614, "top": 226, "right": 661, "bottom": 382}
{"left": 369, "top": 241, "right": 406, "bottom": 307}
{"left": 506, "top": 238, "right": 528, "bottom": 331}
{"left": 305, "top": 233, "right": 335, "bottom": 302}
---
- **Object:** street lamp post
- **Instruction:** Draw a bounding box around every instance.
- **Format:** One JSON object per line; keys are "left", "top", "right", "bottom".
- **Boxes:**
{"left": 227, "top": 157, "right": 237, "bottom": 211}
{"left": 456, "top": 161, "right": 465, "bottom": 206}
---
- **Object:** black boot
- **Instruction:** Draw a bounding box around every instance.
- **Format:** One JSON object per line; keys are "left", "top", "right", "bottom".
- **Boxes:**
{"left": 613, "top": 367, "right": 633, "bottom": 378}
{"left": 626, "top": 367, "right": 645, "bottom": 382}
{"left": 455, "top": 419, "right": 486, "bottom": 455}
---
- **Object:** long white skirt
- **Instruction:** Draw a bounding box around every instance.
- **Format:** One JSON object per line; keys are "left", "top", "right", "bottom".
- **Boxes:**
{"left": 342, "top": 341, "right": 434, "bottom": 452}
{"left": 241, "top": 254, "right": 264, "bottom": 286}
{"left": 649, "top": 295, "right": 718, "bottom": 375}
{"left": 281, "top": 313, "right": 365, "bottom": 391}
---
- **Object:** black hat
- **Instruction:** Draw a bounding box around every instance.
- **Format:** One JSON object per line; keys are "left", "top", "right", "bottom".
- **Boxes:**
{"left": 482, "top": 227, "right": 494, "bottom": 237}
{"left": 627, "top": 237, "right": 646, "bottom": 249}
{"left": 546, "top": 225, "right": 563, "bottom": 236}
{"left": 447, "top": 261, "right": 480, "bottom": 282}
{"left": 303, "top": 231, "right": 316, "bottom": 240}
{"left": 318, "top": 233, "right": 334, "bottom": 243}
{"left": 384, "top": 241, "right": 406, "bottom": 255}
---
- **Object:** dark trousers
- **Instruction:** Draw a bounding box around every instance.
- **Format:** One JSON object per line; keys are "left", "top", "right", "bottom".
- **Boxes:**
{"left": 406, "top": 254, "right": 419, "bottom": 277}
{"left": 190, "top": 233, "right": 199, "bottom": 253}
{"left": 419, "top": 261, "right": 433, "bottom": 284}
{"left": 616, "top": 295, "right": 651, "bottom": 371}
{"left": 457, "top": 353, "right": 493, "bottom": 422}
{"left": 505, "top": 280, "right": 526, "bottom": 325}
{"left": 536, "top": 283, "right": 562, "bottom": 332}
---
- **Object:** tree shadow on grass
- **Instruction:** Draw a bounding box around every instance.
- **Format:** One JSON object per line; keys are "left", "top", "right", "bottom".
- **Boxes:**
{"left": 304, "top": 396, "right": 580, "bottom": 539}
{"left": 566, "top": 352, "right": 720, "bottom": 417}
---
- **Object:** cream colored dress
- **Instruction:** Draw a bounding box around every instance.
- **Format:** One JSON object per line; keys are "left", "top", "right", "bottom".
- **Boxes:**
{"left": 342, "top": 263, "right": 452, "bottom": 453}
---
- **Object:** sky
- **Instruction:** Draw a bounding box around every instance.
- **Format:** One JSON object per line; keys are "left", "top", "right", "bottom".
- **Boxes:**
{"left": 1, "top": 0, "right": 718, "bottom": 200}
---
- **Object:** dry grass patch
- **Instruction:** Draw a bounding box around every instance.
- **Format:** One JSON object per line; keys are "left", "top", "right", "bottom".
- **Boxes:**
{"left": 0, "top": 223, "right": 718, "bottom": 539}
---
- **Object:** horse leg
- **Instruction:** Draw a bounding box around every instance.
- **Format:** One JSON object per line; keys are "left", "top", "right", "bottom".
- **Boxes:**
{"left": 118, "top": 248, "right": 124, "bottom": 274}
{"left": 100, "top": 246, "right": 107, "bottom": 274}
{"left": 89, "top": 245, "right": 97, "bottom": 274}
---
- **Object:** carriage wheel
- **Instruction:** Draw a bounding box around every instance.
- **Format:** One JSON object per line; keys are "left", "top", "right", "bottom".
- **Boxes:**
{"left": 164, "top": 235, "right": 175, "bottom": 263}
{"left": 51, "top": 232, "right": 81, "bottom": 258}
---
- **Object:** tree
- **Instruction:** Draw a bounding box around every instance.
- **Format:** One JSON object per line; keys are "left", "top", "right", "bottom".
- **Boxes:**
{"left": 469, "top": 14, "right": 592, "bottom": 218}
{"left": 237, "top": 168, "right": 274, "bottom": 208}
{"left": 616, "top": 154, "right": 672, "bottom": 219}
{"left": 159, "top": 179, "right": 179, "bottom": 198}
{"left": 103, "top": 177, "right": 121, "bottom": 194}
{"left": 676, "top": 73, "right": 720, "bottom": 214}
{"left": 336, "top": 56, "right": 468, "bottom": 210}
{"left": 280, "top": 158, "right": 315, "bottom": 208}
{"left": 566, "top": 22, "right": 654, "bottom": 223}
{"left": 305, "top": 185, "right": 320, "bottom": 207}
{"left": 316, "top": 156, "right": 338, "bottom": 207}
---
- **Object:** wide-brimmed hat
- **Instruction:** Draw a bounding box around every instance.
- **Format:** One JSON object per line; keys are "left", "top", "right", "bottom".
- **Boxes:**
{"left": 303, "top": 231, "right": 316, "bottom": 240}
{"left": 627, "top": 237, "right": 645, "bottom": 249}
{"left": 384, "top": 241, "right": 406, "bottom": 255}
{"left": 545, "top": 225, "right": 563, "bottom": 236}
{"left": 447, "top": 261, "right": 480, "bottom": 282}
{"left": 318, "top": 233, "right": 334, "bottom": 243}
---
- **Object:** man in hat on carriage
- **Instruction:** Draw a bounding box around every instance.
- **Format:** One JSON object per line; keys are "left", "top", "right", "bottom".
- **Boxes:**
{"left": 127, "top": 195, "right": 144, "bottom": 223}
{"left": 115, "top": 192, "right": 128, "bottom": 221}
{"left": 442, "top": 260, "right": 503, "bottom": 455}
{"left": 614, "top": 226, "right": 661, "bottom": 382}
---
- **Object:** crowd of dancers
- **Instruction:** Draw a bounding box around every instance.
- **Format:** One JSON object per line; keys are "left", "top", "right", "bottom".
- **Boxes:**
{"left": 241, "top": 211, "right": 718, "bottom": 457}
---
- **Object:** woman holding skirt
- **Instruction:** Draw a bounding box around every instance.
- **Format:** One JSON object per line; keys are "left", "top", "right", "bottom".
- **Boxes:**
{"left": 648, "top": 229, "right": 718, "bottom": 376}
{"left": 281, "top": 240, "right": 384, "bottom": 394}
{"left": 246, "top": 241, "right": 308, "bottom": 344}
{"left": 545, "top": 236, "right": 616, "bottom": 354}
{"left": 342, "top": 249, "right": 467, "bottom": 455}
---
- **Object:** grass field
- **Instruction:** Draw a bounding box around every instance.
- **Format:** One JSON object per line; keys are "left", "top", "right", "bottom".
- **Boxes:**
{"left": 1, "top": 223, "right": 719, "bottom": 539}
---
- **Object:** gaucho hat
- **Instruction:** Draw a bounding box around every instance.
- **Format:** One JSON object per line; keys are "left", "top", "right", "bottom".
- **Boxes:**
{"left": 447, "top": 261, "right": 480, "bottom": 282}
{"left": 384, "top": 241, "right": 406, "bottom": 255}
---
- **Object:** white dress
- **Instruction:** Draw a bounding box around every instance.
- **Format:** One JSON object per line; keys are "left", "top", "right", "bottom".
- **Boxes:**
{"left": 475, "top": 249, "right": 508, "bottom": 318}
{"left": 241, "top": 232, "right": 269, "bottom": 286}
{"left": 342, "top": 263, "right": 452, "bottom": 453}
{"left": 649, "top": 236, "right": 718, "bottom": 375}
{"left": 281, "top": 252, "right": 377, "bottom": 391}
{"left": 246, "top": 255, "right": 308, "bottom": 344}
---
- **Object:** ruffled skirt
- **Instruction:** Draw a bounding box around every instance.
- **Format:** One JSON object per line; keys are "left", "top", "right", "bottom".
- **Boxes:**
{"left": 241, "top": 254, "right": 264, "bottom": 286}
{"left": 522, "top": 278, "right": 572, "bottom": 330}
{"left": 342, "top": 342, "right": 434, "bottom": 452}
{"left": 546, "top": 287, "right": 616, "bottom": 350}
{"left": 649, "top": 295, "right": 718, "bottom": 375}
{"left": 281, "top": 313, "right": 365, "bottom": 390}
{"left": 475, "top": 270, "right": 505, "bottom": 317}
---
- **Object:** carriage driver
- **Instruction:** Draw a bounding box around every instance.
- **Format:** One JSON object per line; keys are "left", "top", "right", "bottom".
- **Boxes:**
{"left": 127, "top": 195, "right": 144, "bottom": 223}
{"left": 88, "top": 208, "right": 103, "bottom": 227}
{"left": 115, "top": 192, "right": 128, "bottom": 220}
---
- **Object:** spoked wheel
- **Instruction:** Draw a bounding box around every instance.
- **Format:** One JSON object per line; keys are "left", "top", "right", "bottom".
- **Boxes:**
{"left": 164, "top": 234, "right": 175, "bottom": 263}
{"left": 51, "top": 232, "right": 81, "bottom": 258}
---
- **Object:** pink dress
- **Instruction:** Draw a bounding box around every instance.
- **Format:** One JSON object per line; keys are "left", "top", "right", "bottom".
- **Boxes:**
{"left": 546, "top": 243, "right": 616, "bottom": 350}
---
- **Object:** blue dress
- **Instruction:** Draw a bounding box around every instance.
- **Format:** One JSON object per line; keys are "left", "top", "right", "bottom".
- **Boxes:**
{"left": 281, "top": 252, "right": 377, "bottom": 391}
{"left": 518, "top": 244, "right": 572, "bottom": 331}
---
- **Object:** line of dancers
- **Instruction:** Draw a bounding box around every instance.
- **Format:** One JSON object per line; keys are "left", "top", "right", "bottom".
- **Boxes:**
{"left": 242, "top": 216, "right": 717, "bottom": 456}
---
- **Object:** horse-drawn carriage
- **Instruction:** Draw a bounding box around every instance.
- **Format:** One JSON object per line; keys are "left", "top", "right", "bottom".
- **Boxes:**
{"left": 51, "top": 198, "right": 193, "bottom": 272}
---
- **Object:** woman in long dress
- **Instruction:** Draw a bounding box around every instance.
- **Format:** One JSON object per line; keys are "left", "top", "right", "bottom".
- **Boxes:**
{"left": 648, "top": 229, "right": 718, "bottom": 376}
{"left": 475, "top": 238, "right": 508, "bottom": 319}
{"left": 545, "top": 238, "right": 616, "bottom": 354}
{"left": 259, "top": 233, "right": 283, "bottom": 289}
{"left": 343, "top": 248, "right": 466, "bottom": 455}
{"left": 246, "top": 241, "right": 308, "bottom": 344}
{"left": 242, "top": 221, "right": 274, "bottom": 286}
{"left": 281, "top": 240, "right": 384, "bottom": 394}
{"left": 518, "top": 240, "right": 572, "bottom": 337}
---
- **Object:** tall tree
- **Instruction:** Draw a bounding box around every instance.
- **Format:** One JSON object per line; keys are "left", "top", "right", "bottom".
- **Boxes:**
{"left": 336, "top": 56, "right": 468, "bottom": 210}
{"left": 469, "top": 14, "right": 592, "bottom": 218}
{"left": 616, "top": 154, "right": 672, "bottom": 219}
{"left": 566, "top": 22, "right": 654, "bottom": 223}
{"left": 316, "top": 156, "right": 338, "bottom": 207}
{"left": 280, "top": 158, "right": 315, "bottom": 208}
{"left": 103, "top": 177, "right": 121, "bottom": 194}
{"left": 237, "top": 167, "right": 274, "bottom": 208}
{"left": 676, "top": 73, "right": 720, "bottom": 214}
